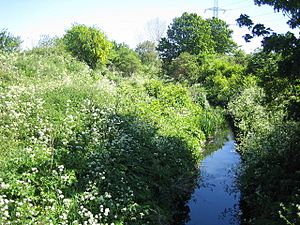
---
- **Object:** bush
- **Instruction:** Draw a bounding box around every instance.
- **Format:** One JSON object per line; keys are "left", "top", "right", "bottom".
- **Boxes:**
{"left": 246, "top": 50, "right": 300, "bottom": 121}
{"left": 0, "top": 29, "right": 22, "bottom": 52}
{"left": 199, "top": 54, "right": 254, "bottom": 106}
{"left": 110, "top": 43, "right": 142, "bottom": 77}
{"left": 135, "top": 41, "right": 160, "bottom": 66}
{"left": 168, "top": 52, "right": 200, "bottom": 84}
{"left": 228, "top": 86, "right": 300, "bottom": 225}
{"left": 63, "top": 24, "right": 112, "bottom": 69}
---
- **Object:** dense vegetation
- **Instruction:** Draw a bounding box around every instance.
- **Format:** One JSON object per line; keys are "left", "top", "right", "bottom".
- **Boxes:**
{"left": 1, "top": 1, "right": 299, "bottom": 223}
{"left": 0, "top": 24, "right": 224, "bottom": 224}
{"left": 233, "top": 1, "right": 300, "bottom": 224}
{"left": 157, "top": 8, "right": 300, "bottom": 225}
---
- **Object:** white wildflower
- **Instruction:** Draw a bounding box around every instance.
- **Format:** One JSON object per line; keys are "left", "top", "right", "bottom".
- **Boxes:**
{"left": 104, "top": 208, "right": 110, "bottom": 216}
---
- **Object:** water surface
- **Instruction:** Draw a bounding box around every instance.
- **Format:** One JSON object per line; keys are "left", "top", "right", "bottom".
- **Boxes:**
{"left": 186, "top": 133, "right": 241, "bottom": 225}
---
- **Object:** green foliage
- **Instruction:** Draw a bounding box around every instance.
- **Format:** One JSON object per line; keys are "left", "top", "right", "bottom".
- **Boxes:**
{"left": 0, "top": 45, "right": 89, "bottom": 88}
{"left": 246, "top": 49, "right": 300, "bottom": 121}
{"left": 228, "top": 86, "right": 271, "bottom": 139}
{"left": 63, "top": 24, "right": 112, "bottom": 69}
{"left": 168, "top": 52, "right": 200, "bottom": 84}
{"left": 116, "top": 78, "right": 220, "bottom": 151}
{"left": 0, "top": 29, "right": 22, "bottom": 52}
{"left": 228, "top": 86, "right": 300, "bottom": 225}
{"left": 37, "top": 35, "right": 60, "bottom": 48}
{"left": 263, "top": 32, "right": 300, "bottom": 81}
{"left": 225, "top": 27, "right": 300, "bottom": 224}
{"left": 135, "top": 40, "right": 160, "bottom": 66}
{"left": 236, "top": 1, "right": 300, "bottom": 94}
{"left": 134, "top": 41, "right": 162, "bottom": 78}
{"left": 227, "top": 45, "right": 300, "bottom": 223}
{"left": 207, "top": 18, "right": 237, "bottom": 54}
{"left": 165, "top": 52, "right": 253, "bottom": 106}
{"left": 236, "top": 23, "right": 300, "bottom": 94}
{"left": 198, "top": 54, "right": 253, "bottom": 106}
{"left": 157, "top": 13, "right": 236, "bottom": 66}
{"left": 0, "top": 48, "right": 224, "bottom": 224}
{"left": 246, "top": 51, "right": 285, "bottom": 99}
{"left": 81, "top": 115, "right": 199, "bottom": 224}
{"left": 110, "top": 43, "right": 142, "bottom": 77}
{"left": 236, "top": 14, "right": 272, "bottom": 42}
{"left": 157, "top": 12, "right": 215, "bottom": 64}
{"left": 253, "top": 0, "right": 300, "bottom": 28}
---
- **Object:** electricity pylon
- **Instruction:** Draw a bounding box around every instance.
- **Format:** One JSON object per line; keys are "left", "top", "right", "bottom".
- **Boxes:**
{"left": 205, "top": 0, "right": 227, "bottom": 18}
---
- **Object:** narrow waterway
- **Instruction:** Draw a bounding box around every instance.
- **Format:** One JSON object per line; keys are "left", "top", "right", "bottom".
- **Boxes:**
{"left": 186, "top": 132, "right": 241, "bottom": 225}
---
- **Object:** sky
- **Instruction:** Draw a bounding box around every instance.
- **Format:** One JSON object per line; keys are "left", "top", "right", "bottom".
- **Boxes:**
{"left": 0, "top": 0, "right": 299, "bottom": 53}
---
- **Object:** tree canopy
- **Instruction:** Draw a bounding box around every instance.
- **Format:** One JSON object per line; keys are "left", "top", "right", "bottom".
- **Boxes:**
{"left": 63, "top": 24, "right": 112, "bottom": 69}
{"left": 254, "top": 0, "right": 300, "bottom": 28}
{"left": 236, "top": 1, "right": 300, "bottom": 81}
{"left": 110, "top": 43, "right": 142, "bottom": 76}
{"left": 0, "top": 29, "right": 22, "bottom": 52}
{"left": 157, "top": 13, "right": 236, "bottom": 64}
{"left": 168, "top": 52, "right": 200, "bottom": 84}
{"left": 157, "top": 13, "right": 215, "bottom": 64}
{"left": 207, "top": 18, "right": 237, "bottom": 54}
{"left": 135, "top": 41, "right": 159, "bottom": 66}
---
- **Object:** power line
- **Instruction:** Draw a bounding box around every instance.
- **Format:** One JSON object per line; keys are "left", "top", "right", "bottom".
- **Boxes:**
{"left": 219, "top": 0, "right": 248, "bottom": 8}
{"left": 229, "top": 4, "right": 256, "bottom": 11}
{"left": 262, "top": 18, "right": 288, "bottom": 23}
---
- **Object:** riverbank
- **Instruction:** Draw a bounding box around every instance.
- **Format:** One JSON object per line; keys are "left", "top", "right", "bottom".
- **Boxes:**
{"left": 0, "top": 48, "right": 225, "bottom": 225}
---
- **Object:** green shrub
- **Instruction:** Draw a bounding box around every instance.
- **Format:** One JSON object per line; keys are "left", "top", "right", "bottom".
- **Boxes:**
{"left": 135, "top": 41, "right": 160, "bottom": 66}
{"left": 246, "top": 50, "right": 300, "bottom": 121}
{"left": 168, "top": 52, "right": 200, "bottom": 84}
{"left": 228, "top": 86, "right": 300, "bottom": 225}
{"left": 0, "top": 29, "right": 22, "bottom": 52}
{"left": 199, "top": 54, "right": 254, "bottom": 106}
{"left": 110, "top": 43, "right": 142, "bottom": 77}
{"left": 63, "top": 24, "right": 112, "bottom": 69}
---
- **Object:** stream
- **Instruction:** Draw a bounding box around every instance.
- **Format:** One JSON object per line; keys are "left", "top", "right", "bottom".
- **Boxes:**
{"left": 186, "top": 132, "right": 241, "bottom": 225}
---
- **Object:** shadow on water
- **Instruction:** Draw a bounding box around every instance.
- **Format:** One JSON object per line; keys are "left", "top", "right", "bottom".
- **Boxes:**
{"left": 176, "top": 129, "right": 241, "bottom": 225}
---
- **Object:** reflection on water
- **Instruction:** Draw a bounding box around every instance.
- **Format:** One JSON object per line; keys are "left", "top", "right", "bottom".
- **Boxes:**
{"left": 186, "top": 133, "right": 241, "bottom": 225}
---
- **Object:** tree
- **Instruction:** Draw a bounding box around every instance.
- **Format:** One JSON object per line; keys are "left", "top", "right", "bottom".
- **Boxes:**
{"left": 0, "top": 29, "right": 22, "bottom": 52}
{"left": 145, "top": 18, "right": 166, "bottom": 44}
{"left": 207, "top": 18, "right": 237, "bottom": 54}
{"left": 157, "top": 13, "right": 215, "bottom": 64}
{"left": 254, "top": 0, "right": 300, "bottom": 29}
{"left": 199, "top": 54, "right": 248, "bottom": 105}
{"left": 157, "top": 13, "right": 236, "bottom": 65}
{"left": 236, "top": 0, "right": 299, "bottom": 56}
{"left": 168, "top": 52, "right": 200, "bottom": 84}
{"left": 236, "top": 0, "right": 300, "bottom": 120}
{"left": 110, "top": 43, "right": 142, "bottom": 77}
{"left": 63, "top": 24, "right": 112, "bottom": 69}
{"left": 236, "top": 14, "right": 273, "bottom": 42}
{"left": 235, "top": 2, "right": 300, "bottom": 223}
{"left": 135, "top": 40, "right": 160, "bottom": 66}
{"left": 37, "top": 35, "right": 59, "bottom": 48}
